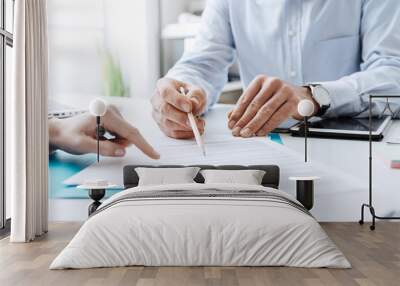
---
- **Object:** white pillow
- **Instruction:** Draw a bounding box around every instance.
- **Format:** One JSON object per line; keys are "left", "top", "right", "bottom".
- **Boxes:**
{"left": 200, "top": 169, "right": 266, "bottom": 185}
{"left": 135, "top": 167, "right": 200, "bottom": 186}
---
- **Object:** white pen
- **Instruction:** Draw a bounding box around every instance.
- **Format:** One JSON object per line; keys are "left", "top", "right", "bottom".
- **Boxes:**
{"left": 180, "top": 87, "right": 206, "bottom": 157}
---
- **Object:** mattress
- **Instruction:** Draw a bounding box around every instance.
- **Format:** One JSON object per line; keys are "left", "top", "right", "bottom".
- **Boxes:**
{"left": 50, "top": 183, "right": 351, "bottom": 269}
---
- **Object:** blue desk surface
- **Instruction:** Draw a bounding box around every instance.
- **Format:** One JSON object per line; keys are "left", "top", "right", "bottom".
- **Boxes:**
{"left": 49, "top": 152, "right": 121, "bottom": 199}
{"left": 49, "top": 134, "right": 283, "bottom": 199}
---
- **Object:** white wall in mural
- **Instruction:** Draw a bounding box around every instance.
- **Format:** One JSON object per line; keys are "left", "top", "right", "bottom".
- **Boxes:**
{"left": 48, "top": 0, "right": 159, "bottom": 103}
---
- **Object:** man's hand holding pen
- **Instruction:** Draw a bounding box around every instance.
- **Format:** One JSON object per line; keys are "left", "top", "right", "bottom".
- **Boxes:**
{"left": 151, "top": 78, "right": 207, "bottom": 139}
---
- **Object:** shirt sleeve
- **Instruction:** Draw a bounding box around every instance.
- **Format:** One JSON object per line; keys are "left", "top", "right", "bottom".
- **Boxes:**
{"left": 318, "top": 0, "right": 400, "bottom": 118}
{"left": 166, "top": 0, "right": 236, "bottom": 111}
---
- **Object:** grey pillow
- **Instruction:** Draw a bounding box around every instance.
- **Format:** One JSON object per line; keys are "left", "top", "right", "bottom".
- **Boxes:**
{"left": 200, "top": 169, "right": 266, "bottom": 185}
{"left": 135, "top": 167, "right": 201, "bottom": 186}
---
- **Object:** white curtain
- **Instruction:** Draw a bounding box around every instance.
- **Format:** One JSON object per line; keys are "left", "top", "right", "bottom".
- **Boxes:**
{"left": 9, "top": 0, "right": 49, "bottom": 242}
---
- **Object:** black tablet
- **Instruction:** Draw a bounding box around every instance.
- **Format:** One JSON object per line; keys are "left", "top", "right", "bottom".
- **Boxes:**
{"left": 272, "top": 118, "right": 299, "bottom": 133}
{"left": 290, "top": 116, "right": 392, "bottom": 141}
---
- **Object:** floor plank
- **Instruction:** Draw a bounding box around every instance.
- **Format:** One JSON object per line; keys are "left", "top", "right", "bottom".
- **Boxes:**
{"left": 0, "top": 222, "right": 399, "bottom": 286}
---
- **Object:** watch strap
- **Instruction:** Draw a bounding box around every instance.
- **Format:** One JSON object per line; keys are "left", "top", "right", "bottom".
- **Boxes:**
{"left": 308, "top": 84, "right": 330, "bottom": 117}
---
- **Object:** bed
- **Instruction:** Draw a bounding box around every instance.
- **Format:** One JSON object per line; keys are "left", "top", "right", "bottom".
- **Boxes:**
{"left": 50, "top": 165, "right": 350, "bottom": 269}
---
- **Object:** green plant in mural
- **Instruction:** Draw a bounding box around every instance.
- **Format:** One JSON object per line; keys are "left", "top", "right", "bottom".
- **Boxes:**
{"left": 101, "top": 50, "right": 129, "bottom": 97}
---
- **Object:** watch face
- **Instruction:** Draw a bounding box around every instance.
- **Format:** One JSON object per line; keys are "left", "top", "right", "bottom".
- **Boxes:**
{"left": 314, "top": 86, "right": 331, "bottom": 106}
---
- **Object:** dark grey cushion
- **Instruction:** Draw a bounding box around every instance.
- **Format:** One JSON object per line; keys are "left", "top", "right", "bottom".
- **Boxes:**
{"left": 123, "top": 165, "right": 280, "bottom": 189}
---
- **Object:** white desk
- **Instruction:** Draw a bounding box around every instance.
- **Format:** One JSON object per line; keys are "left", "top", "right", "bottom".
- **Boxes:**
{"left": 49, "top": 98, "right": 400, "bottom": 222}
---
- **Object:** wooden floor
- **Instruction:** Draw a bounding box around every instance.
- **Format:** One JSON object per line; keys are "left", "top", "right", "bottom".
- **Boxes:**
{"left": 0, "top": 222, "right": 399, "bottom": 286}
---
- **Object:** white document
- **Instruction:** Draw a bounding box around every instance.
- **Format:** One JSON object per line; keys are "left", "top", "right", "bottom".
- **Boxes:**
{"left": 63, "top": 135, "right": 363, "bottom": 194}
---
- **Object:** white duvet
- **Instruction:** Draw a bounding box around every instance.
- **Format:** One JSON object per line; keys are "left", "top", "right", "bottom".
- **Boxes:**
{"left": 50, "top": 183, "right": 350, "bottom": 269}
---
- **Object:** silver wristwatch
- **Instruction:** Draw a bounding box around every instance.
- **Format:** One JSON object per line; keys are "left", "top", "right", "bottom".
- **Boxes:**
{"left": 307, "top": 84, "right": 331, "bottom": 116}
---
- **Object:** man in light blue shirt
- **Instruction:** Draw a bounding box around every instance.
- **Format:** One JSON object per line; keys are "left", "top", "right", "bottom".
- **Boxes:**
{"left": 152, "top": 0, "right": 400, "bottom": 139}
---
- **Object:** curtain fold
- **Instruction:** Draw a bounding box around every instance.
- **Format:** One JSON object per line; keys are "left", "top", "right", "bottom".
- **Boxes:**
{"left": 9, "top": 0, "right": 49, "bottom": 242}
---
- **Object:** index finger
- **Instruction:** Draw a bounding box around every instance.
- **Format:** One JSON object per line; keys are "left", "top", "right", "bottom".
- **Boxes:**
{"left": 103, "top": 115, "right": 160, "bottom": 160}
{"left": 229, "top": 76, "right": 264, "bottom": 124}
{"left": 126, "top": 126, "right": 161, "bottom": 160}
{"left": 158, "top": 83, "right": 193, "bottom": 113}
{"left": 187, "top": 87, "right": 206, "bottom": 116}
